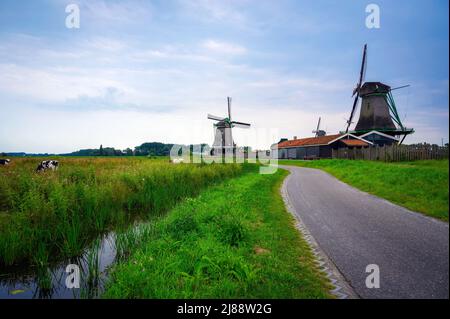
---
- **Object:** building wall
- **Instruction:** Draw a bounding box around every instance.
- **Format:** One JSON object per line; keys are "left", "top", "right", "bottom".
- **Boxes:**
{"left": 287, "top": 148, "right": 297, "bottom": 159}
{"left": 279, "top": 146, "right": 326, "bottom": 159}
{"left": 319, "top": 146, "right": 332, "bottom": 158}
{"left": 363, "top": 133, "right": 397, "bottom": 146}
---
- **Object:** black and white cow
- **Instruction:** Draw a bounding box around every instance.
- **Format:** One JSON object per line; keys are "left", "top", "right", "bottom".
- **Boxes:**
{"left": 36, "top": 160, "right": 59, "bottom": 172}
{"left": 0, "top": 159, "right": 11, "bottom": 165}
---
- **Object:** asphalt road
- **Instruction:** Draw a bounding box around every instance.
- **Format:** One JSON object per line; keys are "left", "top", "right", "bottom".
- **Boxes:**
{"left": 281, "top": 165, "right": 449, "bottom": 299}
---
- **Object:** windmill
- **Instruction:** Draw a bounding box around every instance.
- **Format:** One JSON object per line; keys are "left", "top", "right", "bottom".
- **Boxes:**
{"left": 312, "top": 117, "right": 326, "bottom": 137}
{"left": 344, "top": 44, "right": 414, "bottom": 144}
{"left": 207, "top": 97, "right": 251, "bottom": 156}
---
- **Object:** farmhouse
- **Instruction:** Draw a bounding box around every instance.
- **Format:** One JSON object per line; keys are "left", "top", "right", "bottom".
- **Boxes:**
{"left": 273, "top": 133, "right": 372, "bottom": 160}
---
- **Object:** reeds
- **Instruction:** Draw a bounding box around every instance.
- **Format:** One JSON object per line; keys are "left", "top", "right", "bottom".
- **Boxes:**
{"left": 0, "top": 157, "right": 242, "bottom": 267}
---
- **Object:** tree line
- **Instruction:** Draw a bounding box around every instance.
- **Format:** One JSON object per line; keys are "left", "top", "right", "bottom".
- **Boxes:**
{"left": 61, "top": 142, "right": 208, "bottom": 157}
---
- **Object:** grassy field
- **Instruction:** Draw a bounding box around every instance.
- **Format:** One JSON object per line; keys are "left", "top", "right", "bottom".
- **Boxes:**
{"left": 0, "top": 157, "right": 242, "bottom": 267}
{"left": 279, "top": 159, "right": 449, "bottom": 221}
{"left": 103, "top": 167, "right": 331, "bottom": 298}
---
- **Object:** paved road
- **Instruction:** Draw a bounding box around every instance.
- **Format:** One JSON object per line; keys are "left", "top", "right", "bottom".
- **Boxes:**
{"left": 281, "top": 165, "right": 449, "bottom": 299}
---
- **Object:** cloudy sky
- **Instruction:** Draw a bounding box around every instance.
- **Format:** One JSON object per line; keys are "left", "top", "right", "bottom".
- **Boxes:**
{"left": 0, "top": 0, "right": 448, "bottom": 153}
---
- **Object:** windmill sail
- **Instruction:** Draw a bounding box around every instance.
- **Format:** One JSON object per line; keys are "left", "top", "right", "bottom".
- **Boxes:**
{"left": 232, "top": 121, "right": 251, "bottom": 128}
{"left": 207, "top": 114, "right": 226, "bottom": 121}
{"left": 346, "top": 44, "right": 367, "bottom": 133}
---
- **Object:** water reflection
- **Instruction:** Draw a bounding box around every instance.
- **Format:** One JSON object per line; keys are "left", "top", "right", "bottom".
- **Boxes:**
{"left": 0, "top": 233, "right": 117, "bottom": 299}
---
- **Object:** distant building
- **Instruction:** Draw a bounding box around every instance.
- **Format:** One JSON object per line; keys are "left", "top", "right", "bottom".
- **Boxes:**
{"left": 272, "top": 133, "right": 372, "bottom": 159}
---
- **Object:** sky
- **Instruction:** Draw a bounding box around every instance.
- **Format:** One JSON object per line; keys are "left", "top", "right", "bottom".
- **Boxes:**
{"left": 0, "top": 0, "right": 448, "bottom": 153}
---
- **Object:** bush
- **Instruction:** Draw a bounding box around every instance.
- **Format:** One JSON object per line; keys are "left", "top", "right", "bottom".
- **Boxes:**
{"left": 215, "top": 215, "right": 248, "bottom": 247}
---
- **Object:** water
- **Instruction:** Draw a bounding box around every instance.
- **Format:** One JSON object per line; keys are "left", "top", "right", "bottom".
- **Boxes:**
{"left": 0, "top": 233, "right": 117, "bottom": 299}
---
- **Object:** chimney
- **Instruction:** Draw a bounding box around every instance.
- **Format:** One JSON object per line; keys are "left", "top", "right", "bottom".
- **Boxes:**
{"left": 293, "top": 136, "right": 297, "bottom": 140}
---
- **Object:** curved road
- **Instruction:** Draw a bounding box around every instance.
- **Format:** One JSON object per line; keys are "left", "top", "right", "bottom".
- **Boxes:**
{"left": 281, "top": 165, "right": 449, "bottom": 299}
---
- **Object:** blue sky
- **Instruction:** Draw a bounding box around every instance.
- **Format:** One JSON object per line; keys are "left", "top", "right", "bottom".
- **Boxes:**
{"left": 0, "top": 0, "right": 448, "bottom": 153}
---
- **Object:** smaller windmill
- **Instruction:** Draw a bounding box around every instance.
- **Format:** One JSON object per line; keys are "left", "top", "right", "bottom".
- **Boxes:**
{"left": 312, "top": 117, "right": 326, "bottom": 137}
{"left": 207, "top": 97, "right": 251, "bottom": 156}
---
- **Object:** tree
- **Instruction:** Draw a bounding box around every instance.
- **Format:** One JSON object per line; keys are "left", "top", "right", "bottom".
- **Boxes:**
{"left": 99, "top": 144, "right": 104, "bottom": 156}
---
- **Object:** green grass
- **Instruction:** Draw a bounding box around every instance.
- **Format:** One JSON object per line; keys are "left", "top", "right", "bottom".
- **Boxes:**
{"left": 103, "top": 167, "right": 331, "bottom": 298}
{"left": 279, "top": 159, "right": 449, "bottom": 221}
{"left": 0, "top": 157, "right": 242, "bottom": 266}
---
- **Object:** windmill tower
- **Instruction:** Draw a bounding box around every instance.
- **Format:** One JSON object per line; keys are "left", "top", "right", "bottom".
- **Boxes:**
{"left": 312, "top": 117, "right": 326, "bottom": 137}
{"left": 345, "top": 44, "right": 414, "bottom": 144}
{"left": 207, "top": 97, "right": 251, "bottom": 156}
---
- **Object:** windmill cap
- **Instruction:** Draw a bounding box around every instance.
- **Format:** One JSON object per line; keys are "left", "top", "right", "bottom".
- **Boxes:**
{"left": 359, "top": 82, "right": 391, "bottom": 96}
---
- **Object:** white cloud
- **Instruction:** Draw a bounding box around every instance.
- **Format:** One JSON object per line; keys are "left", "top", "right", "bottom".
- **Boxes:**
{"left": 83, "top": 37, "right": 127, "bottom": 52}
{"left": 0, "top": 64, "right": 128, "bottom": 102}
{"left": 202, "top": 40, "right": 247, "bottom": 55}
{"left": 178, "top": 0, "right": 247, "bottom": 25}
{"left": 82, "top": 0, "right": 153, "bottom": 24}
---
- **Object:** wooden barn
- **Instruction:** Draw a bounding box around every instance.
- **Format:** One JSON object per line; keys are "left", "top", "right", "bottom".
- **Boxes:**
{"left": 272, "top": 133, "right": 372, "bottom": 160}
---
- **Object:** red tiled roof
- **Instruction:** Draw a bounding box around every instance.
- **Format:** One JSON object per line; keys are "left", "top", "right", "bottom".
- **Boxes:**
{"left": 278, "top": 134, "right": 342, "bottom": 148}
{"left": 340, "top": 139, "right": 369, "bottom": 147}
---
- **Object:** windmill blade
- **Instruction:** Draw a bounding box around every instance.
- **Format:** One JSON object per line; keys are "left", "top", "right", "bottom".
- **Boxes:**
{"left": 232, "top": 121, "right": 251, "bottom": 128}
{"left": 390, "top": 85, "right": 410, "bottom": 92}
{"left": 207, "top": 114, "right": 225, "bottom": 121}
{"left": 227, "top": 97, "right": 232, "bottom": 120}
{"left": 313, "top": 117, "right": 321, "bottom": 136}
{"left": 346, "top": 44, "right": 367, "bottom": 133}
{"left": 345, "top": 94, "right": 359, "bottom": 133}
{"left": 352, "top": 44, "right": 368, "bottom": 97}
{"left": 361, "top": 45, "right": 367, "bottom": 84}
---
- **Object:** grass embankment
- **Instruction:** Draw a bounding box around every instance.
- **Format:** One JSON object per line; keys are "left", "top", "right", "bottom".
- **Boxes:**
{"left": 279, "top": 159, "right": 449, "bottom": 221}
{"left": 0, "top": 157, "right": 242, "bottom": 266}
{"left": 104, "top": 167, "right": 331, "bottom": 298}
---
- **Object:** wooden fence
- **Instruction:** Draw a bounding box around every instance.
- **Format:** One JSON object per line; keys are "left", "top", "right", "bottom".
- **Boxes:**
{"left": 332, "top": 145, "right": 449, "bottom": 162}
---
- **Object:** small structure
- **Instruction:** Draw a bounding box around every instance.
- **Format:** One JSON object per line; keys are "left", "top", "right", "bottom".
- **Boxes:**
{"left": 273, "top": 133, "right": 372, "bottom": 160}
{"left": 312, "top": 117, "right": 326, "bottom": 137}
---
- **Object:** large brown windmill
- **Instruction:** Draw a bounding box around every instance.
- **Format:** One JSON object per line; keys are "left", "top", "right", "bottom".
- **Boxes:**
{"left": 345, "top": 44, "right": 414, "bottom": 144}
{"left": 207, "top": 97, "right": 251, "bottom": 156}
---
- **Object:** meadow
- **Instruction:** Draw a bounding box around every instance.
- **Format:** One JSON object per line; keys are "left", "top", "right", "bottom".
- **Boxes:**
{"left": 104, "top": 167, "right": 331, "bottom": 298}
{"left": 279, "top": 159, "right": 449, "bottom": 221}
{"left": 0, "top": 157, "right": 242, "bottom": 267}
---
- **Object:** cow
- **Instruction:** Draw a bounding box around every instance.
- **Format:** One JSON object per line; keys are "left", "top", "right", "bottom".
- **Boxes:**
{"left": 36, "top": 160, "right": 59, "bottom": 172}
{"left": 0, "top": 159, "right": 10, "bottom": 165}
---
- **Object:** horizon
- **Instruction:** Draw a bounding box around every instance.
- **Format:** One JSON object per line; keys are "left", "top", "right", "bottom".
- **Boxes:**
{"left": 0, "top": 0, "right": 449, "bottom": 153}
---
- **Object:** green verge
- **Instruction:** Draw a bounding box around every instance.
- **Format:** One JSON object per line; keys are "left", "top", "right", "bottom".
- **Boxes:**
{"left": 279, "top": 159, "right": 449, "bottom": 222}
{"left": 103, "top": 167, "right": 332, "bottom": 298}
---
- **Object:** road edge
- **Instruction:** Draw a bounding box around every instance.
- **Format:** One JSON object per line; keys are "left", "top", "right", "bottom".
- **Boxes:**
{"left": 280, "top": 167, "right": 359, "bottom": 299}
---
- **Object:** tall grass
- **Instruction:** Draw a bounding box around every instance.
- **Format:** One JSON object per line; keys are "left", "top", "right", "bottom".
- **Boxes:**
{"left": 0, "top": 157, "right": 243, "bottom": 266}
